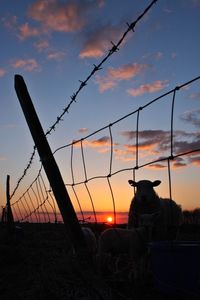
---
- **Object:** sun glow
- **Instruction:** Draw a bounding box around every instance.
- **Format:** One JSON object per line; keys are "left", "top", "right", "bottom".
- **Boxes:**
{"left": 106, "top": 216, "right": 113, "bottom": 223}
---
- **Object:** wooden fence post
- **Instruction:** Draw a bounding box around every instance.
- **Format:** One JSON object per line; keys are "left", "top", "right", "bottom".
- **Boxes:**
{"left": 14, "top": 74, "right": 86, "bottom": 251}
{"left": 6, "top": 175, "right": 14, "bottom": 232}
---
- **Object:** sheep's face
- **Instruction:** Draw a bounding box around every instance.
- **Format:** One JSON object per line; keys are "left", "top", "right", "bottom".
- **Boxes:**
{"left": 128, "top": 180, "right": 161, "bottom": 203}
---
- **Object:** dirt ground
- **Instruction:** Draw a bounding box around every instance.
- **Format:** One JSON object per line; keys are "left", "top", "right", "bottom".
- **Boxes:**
{"left": 0, "top": 223, "right": 199, "bottom": 300}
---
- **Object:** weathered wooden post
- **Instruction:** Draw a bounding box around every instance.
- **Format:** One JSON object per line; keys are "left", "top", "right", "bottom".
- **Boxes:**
{"left": 14, "top": 74, "right": 86, "bottom": 251}
{"left": 6, "top": 175, "right": 14, "bottom": 232}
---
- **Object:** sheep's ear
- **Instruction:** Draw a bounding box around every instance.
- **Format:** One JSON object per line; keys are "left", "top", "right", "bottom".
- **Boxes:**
{"left": 152, "top": 180, "right": 161, "bottom": 187}
{"left": 128, "top": 180, "right": 137, "bottom": 187}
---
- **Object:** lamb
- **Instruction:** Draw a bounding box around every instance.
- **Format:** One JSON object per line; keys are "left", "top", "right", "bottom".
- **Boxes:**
{"left": 81, "top": 226, "right": 97, "bottom": 254}
{"left": 97, "top": 214, "right": 156, "bottom": 280}
{"left": 70, "top": 226, "right": 97, "bottom": 256}
{"left": 128, "top": 179, "right": 183, "bottom": 240}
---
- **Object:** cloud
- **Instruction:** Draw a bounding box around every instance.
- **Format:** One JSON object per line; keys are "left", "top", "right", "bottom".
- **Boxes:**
{"left": 78, "top": 128, "right": 88, "bottom": 134}
{"left": 79, "top": 24, "right": 123, "bottom": 58}
{"left": 0, "top": 68, "right": 6, "bottom": 77}
{"left": 84, "top": 136, "right": 111, "bottom": 148}
{"left": 180, "top": 109, "right": 200, "bottom": 128}
{"left": 95, "top": 63, "right": 148, "bottom": 92}
{"left": 192, "top": 0, "right": 200, "bottom": 7}
{"left": 47, "top": 51, "right": 66, "bottom": 61}
{"left": 189, "top": 155, "right": 200, "bottom": 166}
{"left": 70, "top": 129, "right": 199, "bottom": 169}
{"left": 119, "top": 129, "right": 200, "bottom": 168}
{"left": 147, "top": 163, "right": 166, "bottom": 169}
{"left": 74, "top": 136, "right": 111, "bottom": 148}
{"left": 188, "top": 93, "right": 200, "bottom": 100}
{"left": 127, "top": 80, "right": 169, "bottom": 96}
{"left": 18, "top": 23, "right": 40, "bottom": 40}
{"left": 11, "top": 58, "right": 41, "bottom": 72}
{"left": 34, "top": 40, "right": 49, "bottom": 52}
{"left": 28, "top": 0, "right": 90, "bottom": 33}
{"left": 0, "top": 156, "right": 7, "bottom": 161}
{"left": 2, "top": 15, "right": 17, "bottom": 30}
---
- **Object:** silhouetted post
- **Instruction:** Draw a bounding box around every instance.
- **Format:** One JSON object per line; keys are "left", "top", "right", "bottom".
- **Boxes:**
{"left": 14, "top": 74, "right": 86, "bottom": 251}
{"left": 6, "top": 175, "right": 14, "bottom": 232}
{"left": 1, "top": 207, "right": 6, "bottom": 223}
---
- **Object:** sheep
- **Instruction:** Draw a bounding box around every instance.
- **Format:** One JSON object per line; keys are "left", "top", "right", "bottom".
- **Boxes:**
{"left": 97, "top": 214, "right": 156, "bottom": 280}
{"left": 81, "top": 226, "right": 97, "bottom": 254}
{"left": 128, "top": 179, "right": 183, "bottom": 240}
{"left": 70, "top": 226, "right": 97, "bottom": 260}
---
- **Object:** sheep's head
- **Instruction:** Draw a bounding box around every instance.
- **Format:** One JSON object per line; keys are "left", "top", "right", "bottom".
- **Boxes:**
{"left": 128, "top": 180, "right": 161, "bottom": 202}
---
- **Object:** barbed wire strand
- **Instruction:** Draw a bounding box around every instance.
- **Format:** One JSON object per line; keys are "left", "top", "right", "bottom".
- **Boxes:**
{"left": 10, "top": 0, "right": 158, "bottom": 200}
{"left": 54, "top": 76, "right": 200, "bottom": 154}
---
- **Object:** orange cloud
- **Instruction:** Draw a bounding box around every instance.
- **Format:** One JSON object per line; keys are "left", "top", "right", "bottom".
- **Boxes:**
{"left": 0, "top": 68, "right": 6, "bottom": 77}
{"left": 127, "top": 80, "right": 169, "bottom": 96}
{"left": 28, "top": 0, "right": 86, "bottom": 33}
{"left": 84, "top": 136, "right": 111, "bottom": 148}
{"left": 189, "top": 155, "right": 200, "bottom": 166}
{"left": 12, "top": 59, "right": 40, "bottom": 72}
{"left": 80, "top": 25, "right": 122, "bottom": 58}
{"left": 147, "top": 163, "right": 166, "bottom": 169}
{"left": 108, "top": 63, "right": 148, "bottom": 80}
{"left": 18, "top": 23, "right": 40, "bottom": 40}
{"left": 95, "top": 76, "right": 117, "bottom": 92}
{"left": 74, "top": 136, "right": 111, "bottom": 148}
{"left": 96, "top": 63, "right": 148, "bottom": 92}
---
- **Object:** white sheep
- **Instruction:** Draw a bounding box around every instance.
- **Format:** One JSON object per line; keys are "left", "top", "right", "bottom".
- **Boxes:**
{"left": 128, "top": 179, "right": 183, "bottom": 240}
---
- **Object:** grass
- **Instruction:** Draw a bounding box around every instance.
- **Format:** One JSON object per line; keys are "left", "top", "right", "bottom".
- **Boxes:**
{"left": 0, "top": 222, "right": 200, "bottom": 300}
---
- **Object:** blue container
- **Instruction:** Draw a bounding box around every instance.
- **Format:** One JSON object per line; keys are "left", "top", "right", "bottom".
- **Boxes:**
{"left": 149, "top": 241, "right": 200, "bottom": 297}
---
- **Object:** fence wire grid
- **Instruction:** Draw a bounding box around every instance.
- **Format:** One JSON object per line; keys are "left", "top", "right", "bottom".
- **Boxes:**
{"left": 8, "top": 75, "right": 200, "bottom": 224}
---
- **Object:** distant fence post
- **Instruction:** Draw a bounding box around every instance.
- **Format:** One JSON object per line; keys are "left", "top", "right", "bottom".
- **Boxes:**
{"left": 14, "top": 74, "right": 86, "bottom": 251}
{"left": 6, "top": 175, "right": 14, "bottom": 232}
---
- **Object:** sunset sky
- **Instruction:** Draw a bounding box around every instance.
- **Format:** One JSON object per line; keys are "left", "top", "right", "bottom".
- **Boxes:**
{"left": 0, "top": 0, "right": 200, "bottom": 222}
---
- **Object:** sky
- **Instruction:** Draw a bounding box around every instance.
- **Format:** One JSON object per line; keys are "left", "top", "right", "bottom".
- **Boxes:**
{"left": 0, "top": 0, "right": 200, "bottom": 223}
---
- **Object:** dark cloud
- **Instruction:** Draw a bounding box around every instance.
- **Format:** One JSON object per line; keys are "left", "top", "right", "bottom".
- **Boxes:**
{"left": 119, "top": 129, "right": 200, "bottom": 168}
{"left": 180, "top": 109, "right": 200, "bottom": 128}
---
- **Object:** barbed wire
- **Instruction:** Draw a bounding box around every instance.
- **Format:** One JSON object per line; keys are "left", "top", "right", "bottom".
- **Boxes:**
{"left": 10, "top": 0, "right": 158, "bottom": 200}
{"left": 10, "top": 75, "right": 200, "bottom": 223}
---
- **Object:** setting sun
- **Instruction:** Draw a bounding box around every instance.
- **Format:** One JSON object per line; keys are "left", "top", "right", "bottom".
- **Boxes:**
{"left": 106, "top": 216, "right": 113, "bottom": 223}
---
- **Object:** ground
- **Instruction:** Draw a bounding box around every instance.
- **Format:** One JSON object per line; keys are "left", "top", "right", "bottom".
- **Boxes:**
{"left": 0, "top": 223, "right": 200, "bottom": 300}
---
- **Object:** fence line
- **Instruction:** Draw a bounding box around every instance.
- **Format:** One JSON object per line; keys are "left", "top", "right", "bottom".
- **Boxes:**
{"left": 10, "top": 0, "right": 157, "bottom": 201}
{"left": 8, "top": 75, "right": 200, "bottom": 223}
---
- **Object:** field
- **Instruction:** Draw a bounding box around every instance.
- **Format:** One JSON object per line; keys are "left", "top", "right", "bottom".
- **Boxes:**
{"left": 0, "top": 222, "right": 200, "bottom": 300}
